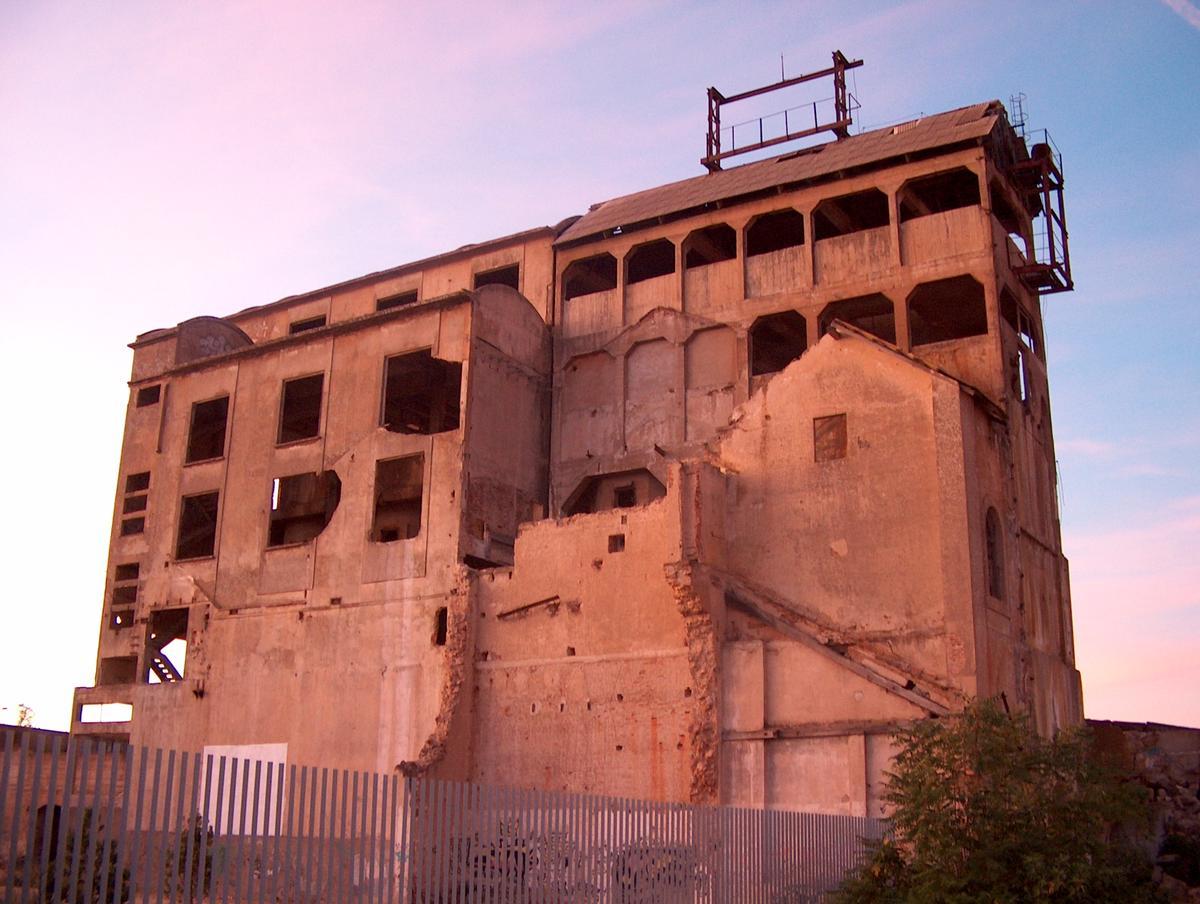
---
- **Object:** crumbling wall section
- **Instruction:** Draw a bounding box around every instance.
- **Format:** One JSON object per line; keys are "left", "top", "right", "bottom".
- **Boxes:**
{"left": 397, "top": 576, "right": 474, "bottom": 779}
{"left": 665, "top": 563, "right": 720, "bottom": 804}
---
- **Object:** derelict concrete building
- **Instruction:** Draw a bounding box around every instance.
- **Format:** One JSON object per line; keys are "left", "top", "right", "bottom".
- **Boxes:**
{"left": 73, "top": 64, "right": 1083, "bottom": 816}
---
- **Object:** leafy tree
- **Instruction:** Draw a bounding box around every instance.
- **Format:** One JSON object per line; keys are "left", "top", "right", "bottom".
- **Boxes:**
{"left": 836, "top": 700, "right": 1159, "bottom": 903}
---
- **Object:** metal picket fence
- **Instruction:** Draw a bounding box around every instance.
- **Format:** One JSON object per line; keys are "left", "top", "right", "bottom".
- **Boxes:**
{"left": 0, "top": 728, "right": 885, "bottom": 902}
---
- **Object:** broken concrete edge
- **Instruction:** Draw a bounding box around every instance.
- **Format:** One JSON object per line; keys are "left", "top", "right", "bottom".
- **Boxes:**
{"left": 665, "top": 563, "right": 720, "bottom": 806}
{"left": 395, "top": 577, "right": 473, "bottom": 778}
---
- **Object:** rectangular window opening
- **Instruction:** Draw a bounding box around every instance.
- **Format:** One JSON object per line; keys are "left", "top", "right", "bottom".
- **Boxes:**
{"left": 109, "top": 609, "right": 135, "bottom": 630}
{"left": 434, "top": 607, "right": 448, "bottom": 646}
{"left": 79, "top": 702, "right": 132, "bottom": 723}
{"left": 278, "top": 374, "right": 324, "bottom": 444}
{"left": 813, "top": 414, "right": 848, "bottom": 462}
{"left": 123, "top": 494, "right": 148, "bottom": 514}
{"left": 114, "top": 562, "right": 140, "bottom": 582}
{"left": 268, "top": 471, "right": 341, "bottom": 547}
{"left": 377, "top": 290, "right": 418, "bottom": 312}
{"left": 120, "top": 517, "right": 145, "bottom": 536}
{"left": 136, "top": 385, "right": 161, "bottom": 407}
{"left": 614, "top": 485, "right": 637, "bottom": 509}
{"left": 608, "top": 533, "right": 626, "bottom": 553}
{"left": 381, "top": 350, "right": 461, "bottom": 435}
{"left": 185, "top": 396, "right": 229, "bottom": 463}
{"left": 371, "top": 455, "right": 424, "bottom": 542}
{"left": 176, "top": 491, "right": 219, "bottom": 559}
{"left": 473, "top": 264, "right": 520, "bottom": 291}
{"left": 112, "top": 585, "right": 138, "bottom": 605}
{"left": 125, "top": 471, "right": 151, "bottom": 493}
{"left": 98, "top": 655, "right": 138, "bottom": 686}
{"left": 145, "top": 608, "right": 189, "bottom": 683}
{"left": 289, "top": 315, "right": 327, "bottom": 335}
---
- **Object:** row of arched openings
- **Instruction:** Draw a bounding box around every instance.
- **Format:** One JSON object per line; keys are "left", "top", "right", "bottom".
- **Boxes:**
{"left": 562, "top": 166, "right": 1013, "bottom": 302}
{"left": 746, "top": 275, "right": 992, "bottom": 377}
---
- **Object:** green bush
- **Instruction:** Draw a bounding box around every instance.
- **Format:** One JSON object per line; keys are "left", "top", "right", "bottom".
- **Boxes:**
{"left": 41, "top": 808, "right": 130, "bottom": 903}
{"left": 166, "top": 814, "right": 217, "bottom": 897}
{"left": 835, "top": 700, "right": 1159, "bottom": 903}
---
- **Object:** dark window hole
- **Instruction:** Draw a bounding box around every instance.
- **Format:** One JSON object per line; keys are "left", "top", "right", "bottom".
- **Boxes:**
{"left": 473, "top": 264, "right": 520, "bottom": 291}
{"left": 136, "top": 385, "right": 161, "bottom": 407}
{"left": 289, "top": 315, "right": 327, "bottom": 335}
{"left": 278, "top": 374, "right": 324, "bottom": 443}
{"left": 175, "top": 492, "right": 219, "bottom": 559}
{"left": 185, "top": 396, "right": 229, "bottom": 463}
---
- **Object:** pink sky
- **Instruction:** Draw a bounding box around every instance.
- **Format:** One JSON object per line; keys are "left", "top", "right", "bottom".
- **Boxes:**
{"left": 1, "top": 1, "right": 1197, "bottom": 730}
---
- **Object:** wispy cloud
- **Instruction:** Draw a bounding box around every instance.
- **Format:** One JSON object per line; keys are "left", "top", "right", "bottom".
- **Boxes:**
{"left": 1162, "top": 0, "right": 1200, "bottom": 30}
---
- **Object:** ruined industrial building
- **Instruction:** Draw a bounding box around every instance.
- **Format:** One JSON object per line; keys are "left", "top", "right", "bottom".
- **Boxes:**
{"left": 72, "top": 57, "right": 1082, "bottom": 818}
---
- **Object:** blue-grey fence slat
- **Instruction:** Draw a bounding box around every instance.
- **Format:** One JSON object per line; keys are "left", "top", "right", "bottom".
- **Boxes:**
{"left": 0, "top": 728, "right": 885, "bottom": 902}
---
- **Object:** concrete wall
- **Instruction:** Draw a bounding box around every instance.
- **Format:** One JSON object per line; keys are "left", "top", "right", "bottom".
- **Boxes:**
{"left": 75, "top": 118, "right": 1084, "bottom": 819}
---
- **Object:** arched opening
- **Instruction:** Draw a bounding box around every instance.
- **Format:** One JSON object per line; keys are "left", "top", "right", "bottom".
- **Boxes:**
{"left": 812, "top": 189, "right": 889, "bottom": 240}
{"left": 898, "top": 168, "right": 981, "bottom": 222}
{"left": 745, "top": 209, "right": 805, "bottom": 256}
{"left": 625, "top": 239, "right": 676, "bottom": 284}
{"left": 819, "top": 294, "right": 896, "bottom": 344}
{"left": 563, "top": 253, "right": 618, "bottom": 300}
{"left": 750, "top": 311, "right": 807, "bottom": 376}
{"left": 907, "top": 275, "right": 988, "bottom": 346}
{"left": 683, "top": 224, "right": 736, "bottom": 268}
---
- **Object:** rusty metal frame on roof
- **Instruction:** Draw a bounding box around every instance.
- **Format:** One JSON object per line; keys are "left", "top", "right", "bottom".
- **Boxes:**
{"left": 1008, "top": 130, "right": 1073, "bottom": 294}
{"left": 702, "top": 50, "right": 864, "bottom": 172}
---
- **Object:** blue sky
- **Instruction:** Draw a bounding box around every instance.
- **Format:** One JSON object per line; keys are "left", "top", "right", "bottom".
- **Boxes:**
{"left": 1, "top": 0, "right": 1197, "bottom": 730}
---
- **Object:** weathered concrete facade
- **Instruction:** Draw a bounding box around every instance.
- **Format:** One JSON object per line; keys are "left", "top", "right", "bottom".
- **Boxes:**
{"left": 74, "top": 100, "right": 1082, "bottom": 816}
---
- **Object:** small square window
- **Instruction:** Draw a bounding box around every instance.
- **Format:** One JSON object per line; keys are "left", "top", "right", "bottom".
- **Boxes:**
{"left": 608, "top": 534, "right": 626, "bottom": 553}
{"left": 121, "top": 517, "right": 145, "bottom": 536}
{"left": 614, "top": 485, "right": 637, "bottom": 508}
{"left": 123, "top": 494, "right": 148, "bottom": 514}
{"left": 125, "top": 471, "right": 151, "bottom": 493}
{"left": 813, "top": 414, "right": 847, "bottom": 462}
{"left": 289, "top": 315, "right": 327, "bottom": 335}
{"left": 136, "top": 385, "right": 161, "bottom": 407}
{"left": 114, "top": 562, "right": 140, "bottom": 582}
{"left": 109, "top": 609, "right": 135, "bottom": 630}
{"left": 112, "top": 585, "right": 138, "bottom": 605}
